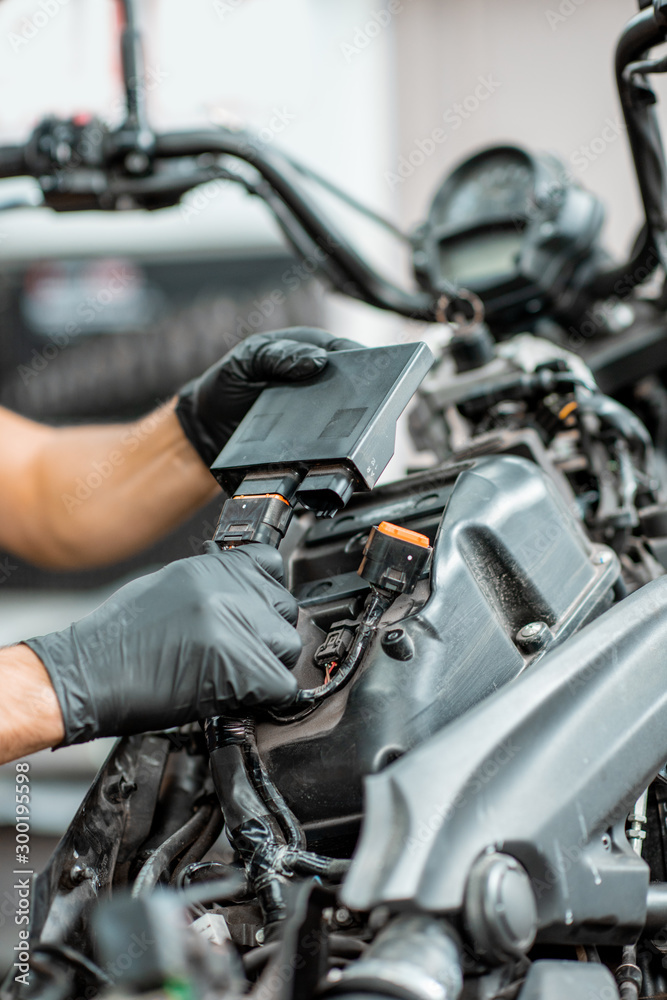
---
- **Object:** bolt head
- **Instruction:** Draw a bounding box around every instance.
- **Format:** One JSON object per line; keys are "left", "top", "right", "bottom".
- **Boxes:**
{"left": 124, "top": 151, "right": 150, "bottom": 175}
{"left": 519, "top": 622, "right": 541, "bottom": 638}
{"left": 516, "top": 621, "right": 551, "bottom": 653}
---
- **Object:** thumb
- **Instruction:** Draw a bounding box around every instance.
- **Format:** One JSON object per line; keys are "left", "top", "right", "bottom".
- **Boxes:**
{"left": 202, "top": 540, "right": 286, "bottom": 585}
{"left": 253, "top": 338, "right": 329, "bottom": 382}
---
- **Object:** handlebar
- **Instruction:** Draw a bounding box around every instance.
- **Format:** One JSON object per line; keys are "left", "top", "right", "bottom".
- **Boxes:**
{"left": 0, "top": 119, "right": 444, "bottom": 322}
{"left": 590, "top": 5, "right": 667, "bottom": 298}
{"left": 0, "top": 4, "right": 664, "bottom": 328}
{"left": 154, "top": 129, "right": 439, "bottom": 320}
{"left": 0, "top": 145, "right": 26, "bottom": 179}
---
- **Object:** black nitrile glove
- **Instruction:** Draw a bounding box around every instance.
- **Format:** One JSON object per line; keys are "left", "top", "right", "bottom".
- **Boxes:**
{"left": 176, "top": 327, "right": 360, "bottom": 466}
{"left": 24, "top": 543, "right": 301, "bottom": 746}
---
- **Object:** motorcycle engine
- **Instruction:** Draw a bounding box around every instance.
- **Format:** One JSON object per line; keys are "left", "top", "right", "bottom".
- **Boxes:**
{"left": 261, "top": 448, "right": 619, "bottom": 855}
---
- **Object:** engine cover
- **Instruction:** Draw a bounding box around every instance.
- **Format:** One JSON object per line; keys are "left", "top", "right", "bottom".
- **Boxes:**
{"left": 257, "top": 454, "right": 619, "bottom": 853}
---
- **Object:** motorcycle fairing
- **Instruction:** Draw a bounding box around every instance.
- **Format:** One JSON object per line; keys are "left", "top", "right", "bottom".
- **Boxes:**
{"left": 259, "top": 454, "right": 618, "bottom": 852}
{"left": 343, "top": 577, "right": 667, "bottom": 944}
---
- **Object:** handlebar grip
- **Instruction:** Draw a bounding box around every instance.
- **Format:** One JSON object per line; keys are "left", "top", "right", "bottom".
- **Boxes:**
{"left": 0, "top": 145, "right": 27, "bottom": 178}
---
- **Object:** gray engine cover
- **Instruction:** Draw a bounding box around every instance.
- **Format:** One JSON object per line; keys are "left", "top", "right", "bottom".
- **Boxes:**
{"left": 342, "top": 577, "right": 667, "bottom": 944}
{"left": 258, "top": 454, "right": 618, "bottom": 850}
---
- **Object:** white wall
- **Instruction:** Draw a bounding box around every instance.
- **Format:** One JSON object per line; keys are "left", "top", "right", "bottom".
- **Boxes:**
{"left": 0, "top": 0, "right": 409, "bottom": 344}
{"left": 0, "top": 0, "right": 661, "bottom": 342}
{"left": 392, "top": 0, "right": 645, "bottom": 261}
{"left": 0, "top": 0, "right": 399, "bottom": 261}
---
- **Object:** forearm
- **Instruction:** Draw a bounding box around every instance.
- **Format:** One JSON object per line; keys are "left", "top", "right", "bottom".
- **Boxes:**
{"left": 0, "top": 402, "right": 220, "bottom": 569}
{"left": 0, "top": 645, "right": 64, "bottom": 764}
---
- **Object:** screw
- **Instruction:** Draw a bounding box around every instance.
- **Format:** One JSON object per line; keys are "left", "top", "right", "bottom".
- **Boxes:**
{"left": 335, "top": 907, "right": 352, "bottom": 926}
{"left": 124, "top": 151, "right": 150, "bottom": 175}
{"left": 105, "top": 774, "right": 136, "bottom": 803}
{"left": 68, "top": 863, "right": 94, "bottom": 886}
{"left": 120, "top": 778, "right": 137, "bottom": 798}
{"left": 516, "top": 621, "right": 551, "bottom": 653}
{"left": 255, "top": 927, "right": 265, "bottom": 945}
{"left": 519, "top": 622, "right": 542, "bottom": 638}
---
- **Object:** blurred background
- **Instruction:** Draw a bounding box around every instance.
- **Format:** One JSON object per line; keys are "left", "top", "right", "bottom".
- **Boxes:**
{"left": 0, "top": 0, "right": 647, "bottom": 975}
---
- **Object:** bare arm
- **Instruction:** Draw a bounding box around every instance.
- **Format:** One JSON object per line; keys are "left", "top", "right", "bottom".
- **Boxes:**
{"left": 0, "top": 402, "right": 220, "bottom": 569}
{"left": 0, "top": 645, "right": 64, "bottom": 763}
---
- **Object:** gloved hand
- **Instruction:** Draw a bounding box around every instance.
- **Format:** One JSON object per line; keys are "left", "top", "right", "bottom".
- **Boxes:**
{"left": 24, "top": 543, "right": 301, "bottom": 746}
{"left": 176, "top": 327, "right": 360, "bottom": 466}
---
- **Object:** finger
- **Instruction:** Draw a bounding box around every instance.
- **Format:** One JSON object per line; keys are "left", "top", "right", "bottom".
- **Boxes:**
{"left": 241, "top": 546, "right": 300, "bottom": 625}
{"left": 213, "top": 643, "right": 299, "bottom": 709}
{"left": 202, "top": 541, "right": 285, "bottom": 585}
{"left": 271, "top": 589, "right": 300, "bottom": 627}
{"left": 236, "top": 543, "right": 286, "bottom": 585}
{"left": 236, "top": 661, "right": 298, "bottom": 708}
{"left": 266, "top": 326, "right": 361, "bottom": 352}
{"left": 261, "top": 614, "right": 303, "bottom": 670}
{"left": 254, "top": 338, "right": 329, "bottom": 381}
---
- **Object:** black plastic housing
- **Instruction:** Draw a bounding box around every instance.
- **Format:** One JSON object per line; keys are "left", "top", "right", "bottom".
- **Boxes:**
{"left": 210, "top": 343, "right": 434, "bottom": 502}
{"left": 358, "top": 524, "right": 431, "bottom": 594}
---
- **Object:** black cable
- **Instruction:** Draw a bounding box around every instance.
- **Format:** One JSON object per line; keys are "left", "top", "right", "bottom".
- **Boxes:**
{"left": 155, "top": 130, "right": 439, "bottom": 320}
{"left": 178, "top": 861, "right": 251, "bottom": 900}
{"left": 132, "top": 803, "right": 213, "bottom": 896}
{"left": 179, "top": 872, "right": 250, "bottom": 907}
{"left": 242, "top": 934, "right": 366, "bottom": 974}
{"left": 241, "top": 725, "right": 306, "bottom": 850}
{"left": 170, "top": 802, "right": 224, "bottom": 886}
{"left": 623, "top": 53, "right": 667, "bottom": 82}
{"left": 32, "top": 943, "right": 111, "bottom": 985}
{"left": 117, "top": 0, "right": 149, "bottom": 135}
{"left": 283, "top": 154, "right": 412, "bottom": 244}
{"left": 268, "top": 590, "right": 392, "bottom": 723}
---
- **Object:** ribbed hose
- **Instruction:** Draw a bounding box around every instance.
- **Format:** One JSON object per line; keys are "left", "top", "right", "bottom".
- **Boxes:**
{"left": 324, "top": 915, "right": 463, "bottom": 1000}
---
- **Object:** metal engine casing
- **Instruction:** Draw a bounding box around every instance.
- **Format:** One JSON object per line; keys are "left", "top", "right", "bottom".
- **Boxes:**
{"left": 257, "top": 453, "right": 619, "bottom": 854}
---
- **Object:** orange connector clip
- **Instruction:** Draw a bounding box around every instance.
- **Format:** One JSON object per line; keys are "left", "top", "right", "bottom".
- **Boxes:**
{"left": 233, "top": 493, "right": 291, "bottom": 505}
{"left": 377, "top": 521, "right": 430, "bottom": 548}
